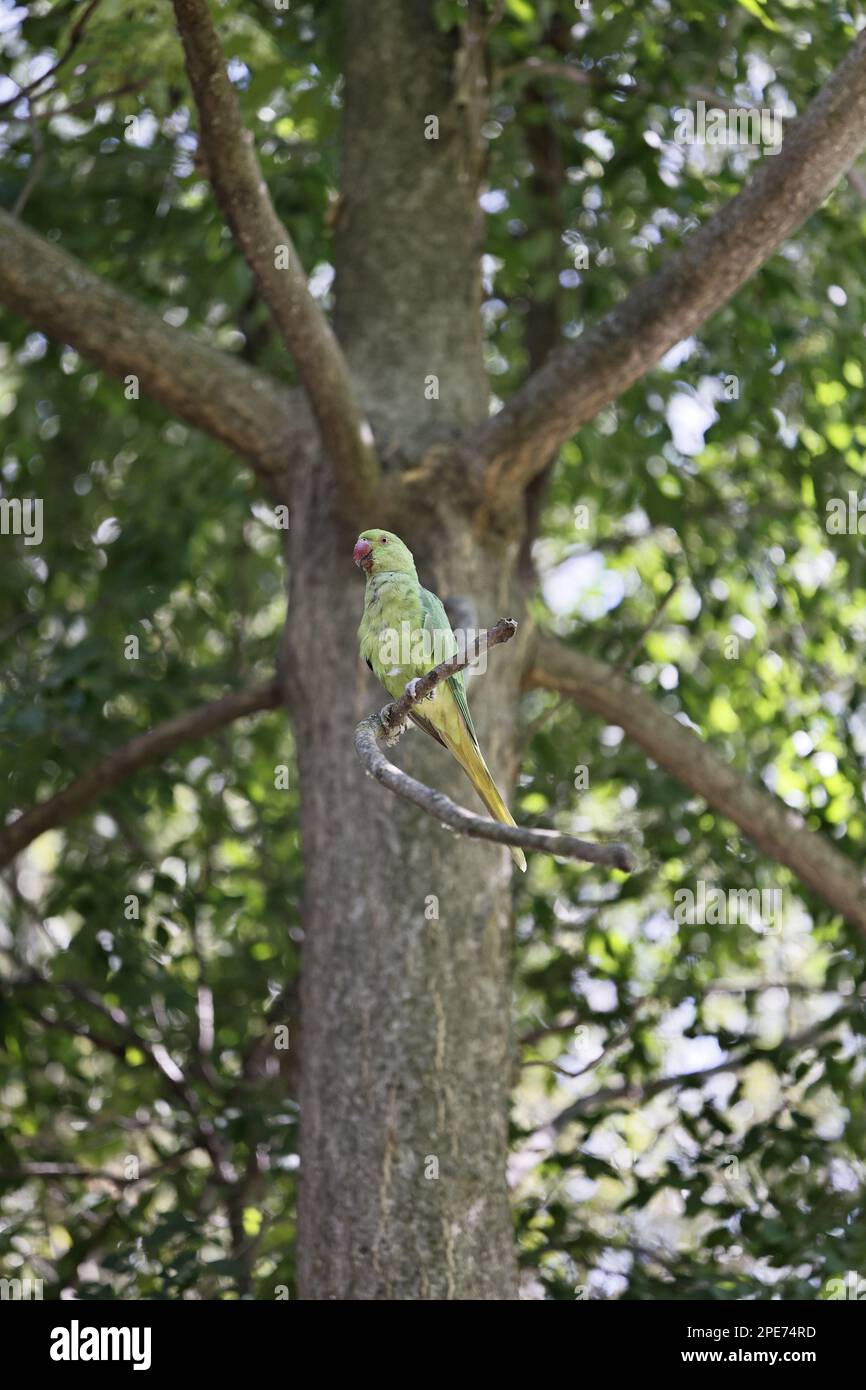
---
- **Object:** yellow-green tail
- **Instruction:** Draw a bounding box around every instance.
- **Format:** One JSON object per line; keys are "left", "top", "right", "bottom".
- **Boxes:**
{"left": 443, "top": 733, "right": 527, "bottom": 872}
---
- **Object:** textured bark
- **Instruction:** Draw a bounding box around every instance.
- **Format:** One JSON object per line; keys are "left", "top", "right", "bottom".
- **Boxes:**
{"left": 334, "top": 1, "right": 488, "bottom": 447}
{"left": 290, "top": 3, "right": 519, "bottom": 1300}
{"left": 286, "top": 473, "right": 523, "bottom": 1300}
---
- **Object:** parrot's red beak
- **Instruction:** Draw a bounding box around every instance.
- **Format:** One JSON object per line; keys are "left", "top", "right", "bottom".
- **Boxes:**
{"left": 353, "top": 538, "right": 374, "bottom": 571}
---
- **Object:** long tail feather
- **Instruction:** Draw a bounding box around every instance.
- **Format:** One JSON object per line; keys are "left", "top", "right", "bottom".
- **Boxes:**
{"left": 441, "top": 733, "right": 527, "bottom": 872}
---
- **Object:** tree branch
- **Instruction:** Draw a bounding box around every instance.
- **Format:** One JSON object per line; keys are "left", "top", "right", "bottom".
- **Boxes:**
{"left": 355, "top": 619, "right": 633, "bottom": 871}
{"left": 0, "top": 210, "right": 304, "bottom": 500}
{"left": 550, "top": 1006, "right": 850, "bottom": 1129}
{"left": 524, "top": 632, "right": 866, "bottom": 934}
{"left": 466, "top": 30, "right": 866, "bottom": 495}
{"left": 613, "top": 576, "right": 683, "bottom": 676}
{"left": 171, "top": 0, "right": 378, "bottom": 517}
{"left": 32, "top": 79, "right": 151, "bottom": 121}
{"left": 0, "top": 677, "right": 281, "bottom": 869}
{"left": 522, "top": 1002, "right": 644, "bottom": 1067}
{"left": 0, "top": 1149, "right": 197, "bottom": 1189}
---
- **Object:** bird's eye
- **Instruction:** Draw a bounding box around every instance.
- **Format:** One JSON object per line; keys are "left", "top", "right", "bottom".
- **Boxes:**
{"left": 380, "top": 536, "right": 388, "bottom": 543}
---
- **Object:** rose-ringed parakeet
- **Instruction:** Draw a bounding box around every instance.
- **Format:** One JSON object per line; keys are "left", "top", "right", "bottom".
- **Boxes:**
{"left": 354, "top": 528, "right": 527, "bottom": 872}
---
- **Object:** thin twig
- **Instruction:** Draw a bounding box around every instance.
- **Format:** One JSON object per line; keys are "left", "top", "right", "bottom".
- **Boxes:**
{"left": 519, "top": 1012, "right": 584, "bottom": 1048}
{"left": 613, "top": 577, "right": 683, "bottom": 676}
{"left": 0, "top": 0, "right": 104, "bottom": 113}
{"left": 549, "top": 1006, "right": 852, "bottom": 1130}
{"left": 11, "top": 104, "right": 46, "bottom": 218}
{"left": 381, "top": 617, "right": 517, "bottom": 733}
{"left": 34, "top": 79, "right": 150, "bottom": 121}
{"left": 14, "top": 973, "right": 237, "bottom": 1183}
{"left": 0, "top": 1148, "right": 198, "bottom": 1189}
{"left": 523, "top": 1003, "right": 645, "bottom": 1078}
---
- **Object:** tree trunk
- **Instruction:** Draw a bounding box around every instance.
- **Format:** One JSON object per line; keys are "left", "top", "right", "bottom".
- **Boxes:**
{"left": 287, "top": 3, "right": 520, "bottom": 1299}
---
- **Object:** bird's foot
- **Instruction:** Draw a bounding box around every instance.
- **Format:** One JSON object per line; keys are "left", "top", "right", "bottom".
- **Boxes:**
{"left": 380, "top": 703, "right": 407, "bottom": 745}
{"left": 404, "top": 677, "right": 433, "bottom": 703}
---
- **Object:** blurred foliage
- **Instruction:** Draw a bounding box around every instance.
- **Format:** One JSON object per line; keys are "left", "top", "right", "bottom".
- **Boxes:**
{"left": 1, "top": 0, "right": 865, "bottom": 1299}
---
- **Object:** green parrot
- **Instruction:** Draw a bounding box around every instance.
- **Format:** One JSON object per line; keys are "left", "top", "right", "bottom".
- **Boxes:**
{"left": 354, "top": 528, "right": 527, "bottom": 872}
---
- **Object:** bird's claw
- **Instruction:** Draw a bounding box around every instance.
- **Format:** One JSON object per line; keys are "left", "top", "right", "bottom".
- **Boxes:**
{"left": 379, "top": 703, "right": 407, "bottom": 745}
{"left": 405, "top": 677, "right": 433, "bottom": 702}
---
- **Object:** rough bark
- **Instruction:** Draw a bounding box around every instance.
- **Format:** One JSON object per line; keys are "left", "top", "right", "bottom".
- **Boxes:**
{"left": 334, "top": 1, "right": 488, "bottom": 448}
{"left": 290, "top": 3, "right": 518, "bottom": 1300}
{"left": 285, "top": 465, "right": 524, "bottom": 1300}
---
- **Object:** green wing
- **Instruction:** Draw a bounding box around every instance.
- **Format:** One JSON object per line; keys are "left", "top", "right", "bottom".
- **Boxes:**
{"left": 419, "top": 586, "right": 480, "bottom": 749}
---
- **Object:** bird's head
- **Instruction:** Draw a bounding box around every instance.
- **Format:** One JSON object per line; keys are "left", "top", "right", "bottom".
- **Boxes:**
{"left": 353, "top": 529, "right": 417, "bottom": 578}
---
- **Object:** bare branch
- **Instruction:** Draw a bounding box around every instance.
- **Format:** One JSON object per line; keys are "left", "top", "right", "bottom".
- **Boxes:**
{"left": 0, "top": 211, "right": 305, "bottom": 499}
{"left": 550, "top": 1007, "right": 851, "bottom": 1129}
{"left": 355, "top": 620, "right": 634, "bottom": 871}
{"left": 382, "top": 617, "right": 518, "bottom": 732}
{"left": 466, "top": 30, "right": 866, "bottom": 494}
{"left": 700, "top": 981, "right": 830, "bottom": 998}
{"left": 613, "top": 576, "right": 683, "bottom": 677}
{"left": 0, "top": 678, "right": 281, "bottom": 869}
{"left": 523, "top": 1003, "right": 644, "bottom": 1072}
{"left": 524, "top": 632, "right": 866, "bottom": 934}
{"left": 0, "top": 1149, "right": 197, "bottom": 1189}
{"left": 519, "top": 1012, "right": 585, "bottom": 1048}
{"left": 171, "top": 0, "right": 378, "bottom": 517}
{"left": 33, "top": 79, "right": 151, "bottom": 121}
